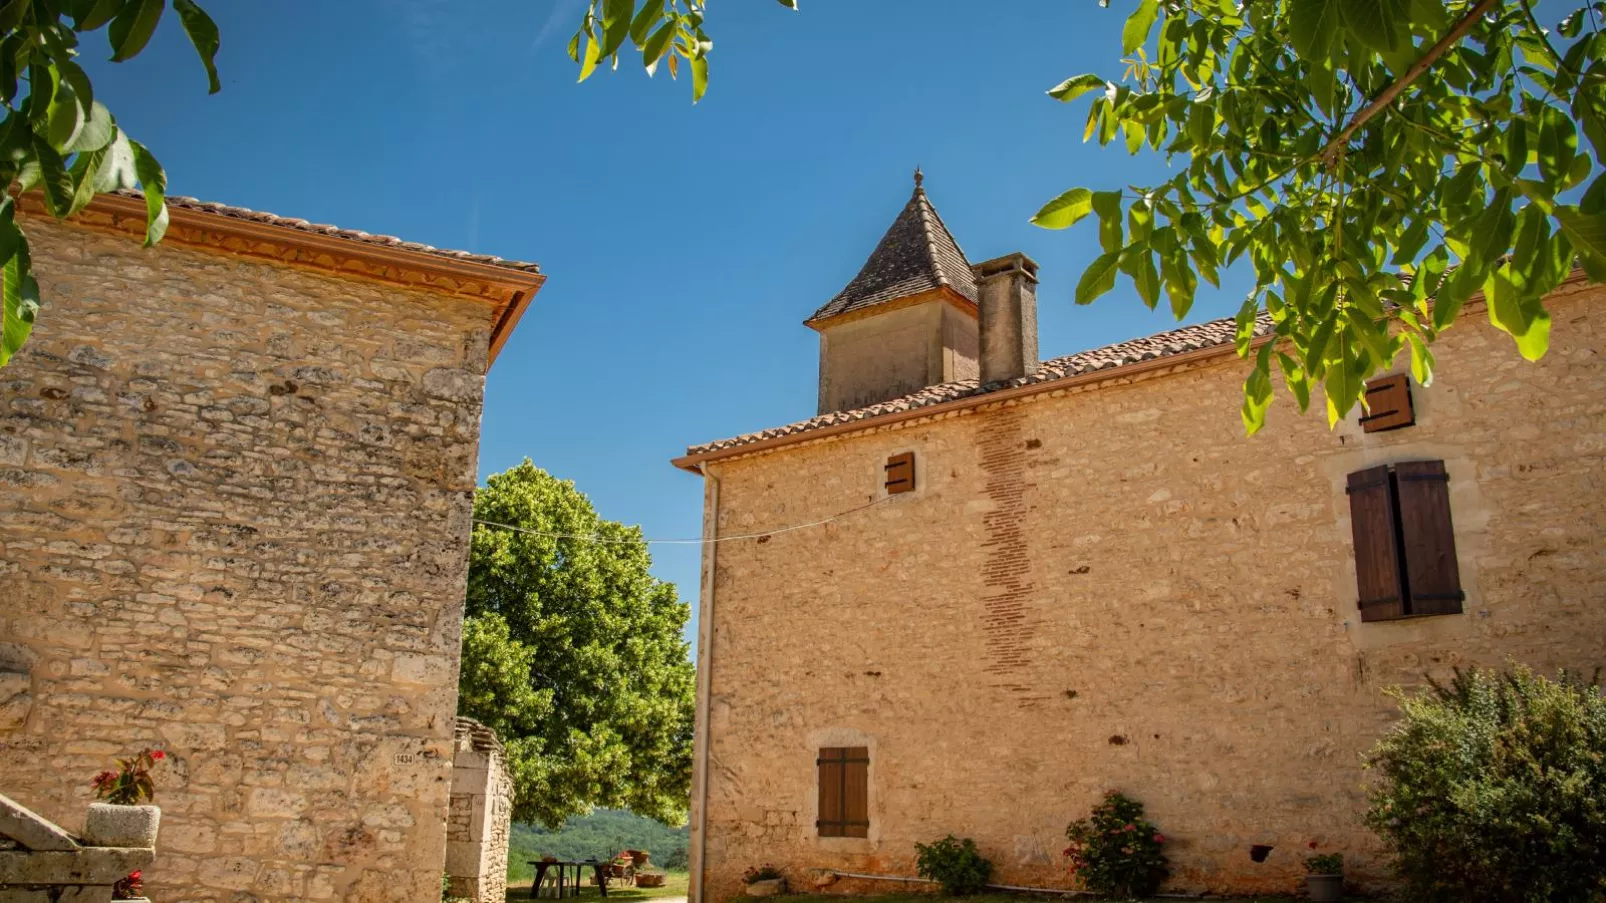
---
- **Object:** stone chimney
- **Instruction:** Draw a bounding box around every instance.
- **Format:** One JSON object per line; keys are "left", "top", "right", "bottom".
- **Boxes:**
{"left": 972, "top": 253, "right": 1040, "bottom": 384}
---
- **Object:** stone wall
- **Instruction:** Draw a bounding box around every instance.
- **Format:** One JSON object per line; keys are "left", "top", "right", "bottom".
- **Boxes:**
{"left": 0, "top": 220, "right": 495, "bottom": 902}
{"left": 694, "top": 283, "right": 1606, "bottom": 900}
{"left": 444, "top": 718, "right": 511, "bottom": 903}
{"left": 817, "top": 299, "right": 977, "bottom": 414}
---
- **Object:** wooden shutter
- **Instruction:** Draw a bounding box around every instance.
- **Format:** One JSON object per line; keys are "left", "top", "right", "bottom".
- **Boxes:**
{"left": 1360, "top": 374, "right": 1416, "bottom": 432}
{"left": 816, "top": 747, "right": 869, "bottom": 838}
{"left": 884, "top": 452, "right": 915, "bottom": 495}
{"left": 1394, "top": 460, "right": 1464, "bottom": 615}
{"left": 1347, "top": 465, "right": 1407, "bottom": 622}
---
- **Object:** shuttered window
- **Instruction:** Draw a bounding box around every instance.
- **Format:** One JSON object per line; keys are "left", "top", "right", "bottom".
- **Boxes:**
{"left": 816, "top": 747, "right": 868, "bottom": 838}
{"left": 1346, "top": 460, "right": 1464, "bottom": 621}
{"left": 885, "top": 453, "right": 915, "bottom": 495}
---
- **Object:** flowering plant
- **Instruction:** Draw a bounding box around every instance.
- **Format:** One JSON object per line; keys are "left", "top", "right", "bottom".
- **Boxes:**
{"left": 91, "top": 749, "right": 165, "bottom": 805}
{"left": 1063, "top": 791, "right": 1169, "bottom": 898}
{"left": 1304, "top": 842, "right": 1343, "bottom": 875}
{"left": 113, "top": 869, "right": 143, "bottom": 900}
{"left": 742, "top": 865, "right": 783, "bottom": 885}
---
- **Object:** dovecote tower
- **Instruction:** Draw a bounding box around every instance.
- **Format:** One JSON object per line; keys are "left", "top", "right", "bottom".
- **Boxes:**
{"left": 807, "top": 170, "right": 981, "bottom": 414}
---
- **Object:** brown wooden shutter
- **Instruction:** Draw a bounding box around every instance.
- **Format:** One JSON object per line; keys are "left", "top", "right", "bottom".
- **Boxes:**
{"left": 1360, "top": 374, "right": 1416, "bottom": 432}
{"left": 1347, "top": 465, "right": 1407, "bottom": 622}
{"left": 884, "top": 452, "right": 915, "bottom": 494}
{"left": 816, "top": 747, "right": 869, "bottom": 838}
{"left": 816, "top": 749, "right": 843, "bottom": 837}
{"left": 1394, "top": 460, "right": 1464, "bottom": 615}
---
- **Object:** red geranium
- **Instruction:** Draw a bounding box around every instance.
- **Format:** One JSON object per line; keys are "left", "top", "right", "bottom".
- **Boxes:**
{"left": 91, "top": 749, "right": 165, "bottom": 805}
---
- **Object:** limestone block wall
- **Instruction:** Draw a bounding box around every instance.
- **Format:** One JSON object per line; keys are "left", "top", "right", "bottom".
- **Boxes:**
{"left": 444, "top": 718, "right": 511, "bottom": 903}
{"left": 817, "top": 300, "right": 978, "bottom": 414}
{"left": 0, "top": 220, "right": 495, "bottom": 902}
{"left": 695, "top": 283, "right": 1606, "bottom": 901}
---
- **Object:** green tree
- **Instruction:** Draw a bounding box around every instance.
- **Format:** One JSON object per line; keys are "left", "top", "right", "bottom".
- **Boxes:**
{"left": 577, "top": 1, "right": 1606, "bottom": 434}
{"left": 460, "top": 460, "right": 695, "bottom": 828}
{"left": 0, "top": 0, "right": 219, "bottom": 367}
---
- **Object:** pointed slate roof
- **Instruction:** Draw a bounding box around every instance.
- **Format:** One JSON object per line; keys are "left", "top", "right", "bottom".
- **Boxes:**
{"left": 807, "top": 170, "right": 977, "bottom": 324}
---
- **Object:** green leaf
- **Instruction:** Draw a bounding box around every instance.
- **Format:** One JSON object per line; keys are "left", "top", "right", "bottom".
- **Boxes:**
{"left": 67, "top": 101, "right": 115, "bottom": 154}
{"left": 1048, "top": 73, "right": 1104, "bottom": 103}
{"left": 0, "top": 0, "right": 26, "bottom": 33}
{"left": 1322, "top": 340, "right": 1363, "bottom": 426}
{"left": 1554, "top": 205, "right": 1606, "bottom": 276}
{"left": 75, "top": 0, "right": 122, "bottom": 30}
{"left": 57, "top": 60, "right": 95, "bottom": 117}
{"left": 1241, "top": 351, "right": 1273, "bottom": 436}
{"left": 1122, "top": 0, "right": 1159, "bottom": 55}
{"left": 630, "top": 0, "right": 661, "bottom": 45}
{"left": 690, "top": 53, "right": 707, "bottom": 103}
{"left": 1119, "top": 246, "right": 1160, "bottom": 309}
{"left": 109, "top": 0, "right": 166, "bottom": 63}
{"left": 1405, "top": 332, "right": 1434, "bottom": 386}
{"left": 602, "top": 0, "right": 633, "bottom": 59}
{"left": 1341, "top": 0, "right": 1407, "bottom": 53}
{"left": 1031, "top": 187, "right": 1093, "bottom": 230}
{"left": 1288, "top": 0, "right": 1341, "bottom": 61}
{"left": 92, "top": 127, "right": 138, "bottom": 192}
{"left": 773, "top": 0, "right": 797, "bottom": 6}
{"left": 129, "top": 138, "right": 168, "bottom": 246}
{"left": 1278, "top": 352, "right": 1312, "bottom": 411}
{"left": 1093, "top": 190, "right": 1124, "bottom": 252}
{"left": 44, "top": 75, "right": 85, "bottom": 152}
{"left": 1075, "top": 250, "right": 1121, "bottom": 305}
{"left": 0, "top": 219, "right": 38, "bottom": 368}
{"left": 32, "top": 134, "right": 74, "bottom": 218}
{"left": 67, "top": 146, "right": 105, "bottom": 216}
{"left": 578, "top": 32, "right": 602, "bottom": 82}
{"left": 1537, "top": 105, "right": 1578, "bottom": 188}
{"left": 1233, "top": 294, "right": 1259, "bottom": 357}
{"left": 173, "top": 0, "right": 221, "bottom": 94}
{"left": 1484, "top": 266, "right": 1552, "bottom": 361}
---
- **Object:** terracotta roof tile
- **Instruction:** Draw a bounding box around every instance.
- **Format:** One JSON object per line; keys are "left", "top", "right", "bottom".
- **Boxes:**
{"left": 113, "top": 190, "right": 542, "bottom": 274}
{"left": 685, "top": 312, "right": 1275, "bottom": 456}
{"left": 807, "top": 176, "right": 975, "bottom": 323}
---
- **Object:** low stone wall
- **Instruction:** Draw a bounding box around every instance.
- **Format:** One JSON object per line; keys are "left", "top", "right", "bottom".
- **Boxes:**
{"left": 444, "top": 718, "right": 512, "bottom": 903}
{"left": 0, "top": 792, "right": 156, "bottom": 903}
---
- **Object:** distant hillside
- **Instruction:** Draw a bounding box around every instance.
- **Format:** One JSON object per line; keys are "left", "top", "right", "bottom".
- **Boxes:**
{"left": 508, "top": 810, "right": 689, "bottom": 882}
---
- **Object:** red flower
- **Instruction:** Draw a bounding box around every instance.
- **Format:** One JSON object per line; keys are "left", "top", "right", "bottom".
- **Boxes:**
{"left": 128, "top": 871, "right": 141, "bottom": 880}
{"left": 1154, "top": 834, "right": 1165, "bottom": 843}
{"left": 1309, "top": 841, "right": 1319, "bottom": 850}
{"left": 151, "top": 751, "right": 165, "bottom": 760}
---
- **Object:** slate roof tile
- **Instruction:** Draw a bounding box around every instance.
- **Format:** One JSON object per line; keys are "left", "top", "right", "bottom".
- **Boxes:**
{"left": 807, "top": 173, "right": 975, "bottom": 323}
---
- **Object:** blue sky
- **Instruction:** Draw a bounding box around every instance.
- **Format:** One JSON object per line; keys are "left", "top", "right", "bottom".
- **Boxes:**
{"left": 83, "top": 0, "right": 1258, "bottom": 641}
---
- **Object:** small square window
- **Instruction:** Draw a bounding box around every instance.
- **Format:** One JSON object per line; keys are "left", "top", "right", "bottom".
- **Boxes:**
{"left": 1360, "top": 374, "right": 1415, "bottom": 432}
{"left": 884, "top": 452, "right": 915, "bottom": 495}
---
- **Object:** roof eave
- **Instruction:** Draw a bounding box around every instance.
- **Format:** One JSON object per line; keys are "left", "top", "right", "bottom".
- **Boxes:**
{"left": 803, "top": 285, "right": 978, "bottom": 332}
{"left": 23, "top": 192, "right": 545, "bottom": 368}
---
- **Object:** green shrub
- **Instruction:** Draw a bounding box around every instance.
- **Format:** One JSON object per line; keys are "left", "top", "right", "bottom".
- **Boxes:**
{"left": 1365, "top": 664, "right": 1606, "bottom": 903}
{"left": 914, "top": 835, "right": 993, "bottom": 896}
{"left": 1063, "top": 791, "right": 1169, "bottom": 898}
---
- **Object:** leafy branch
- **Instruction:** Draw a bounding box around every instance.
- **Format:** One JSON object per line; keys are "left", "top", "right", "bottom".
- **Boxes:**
{"left": 0, "top": 0, "right": 220, "bottom": 369}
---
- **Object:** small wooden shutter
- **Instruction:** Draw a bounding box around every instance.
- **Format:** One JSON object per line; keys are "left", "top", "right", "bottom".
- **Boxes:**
{"left": 1360, "top": 374, "right": 1416, "bottom": 432}
{"left": 1394, "top": 460, "right": 1464, "bottom": 615}
{"left": 816, "top": 747, "right": 868, "bottom": 838}
{"left": 884, "top": 453, "right": 915, "bottom": 495}
{"left": 1347, "top": 465, "right": 1407, "bottom": 622}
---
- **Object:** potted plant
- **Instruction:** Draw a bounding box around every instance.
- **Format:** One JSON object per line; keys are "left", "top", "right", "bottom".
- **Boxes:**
{"left": 1302, "top": 845, "right": 1344, "bottom": 903}
{"left": 85, "top": 749, "right": 165, "bottom": 849}
{"left": 743, "top": 865, "right": 785, "bottom": 896}
{"left": 113, "top": 869, "right": 148, "bottom": 903}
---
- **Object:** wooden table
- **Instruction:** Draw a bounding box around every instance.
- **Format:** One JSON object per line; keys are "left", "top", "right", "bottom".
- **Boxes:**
{"left": 527, "top": 860, "right": 610, "bottom": 899}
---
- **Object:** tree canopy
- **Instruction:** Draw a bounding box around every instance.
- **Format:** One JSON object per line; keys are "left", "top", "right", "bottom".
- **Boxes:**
{"left": 459, "top": 461, "right": 695, "bottom": 828}
{"left": 0, "top": 0, "right": 218, "bottom": 368}
{"left": 576, "top": 1, "right": 1606, "bottom": 433}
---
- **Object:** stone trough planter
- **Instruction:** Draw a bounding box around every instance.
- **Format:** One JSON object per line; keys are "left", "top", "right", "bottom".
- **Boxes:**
{"left": 83, "top": 803, "right": 161, "bottom": 849}
{"left": 745, "top": 878, "right": 785, "bottom": 897}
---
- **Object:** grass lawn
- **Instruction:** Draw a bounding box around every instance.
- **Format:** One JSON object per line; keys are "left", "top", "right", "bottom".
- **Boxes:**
{"left": 506, "top": 871, "right": 691, "bottom": 903}
{"left": 502, "top": 884, "right": 1309, "bottom": 903}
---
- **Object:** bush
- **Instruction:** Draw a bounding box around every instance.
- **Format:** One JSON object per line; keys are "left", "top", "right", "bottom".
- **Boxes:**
{"left": 1063, "top": 791, "right": 1169, "bottom": 897}
{"left": 1364, "top": 665, "right": 1606, "bottom": 903}
{"left": 915, "top": 835, "right": 994, "bottom": 896}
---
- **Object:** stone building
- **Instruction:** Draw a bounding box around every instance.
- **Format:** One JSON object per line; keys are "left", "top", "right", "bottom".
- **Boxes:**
{"left": 672, "top": 176, "right": 1606, "bottom": 900}
{"left": 0, "top": 191, "right": 543, "bottom": 902}
{"left": 445, "top": 718, "right": 513, "bottom": 903}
